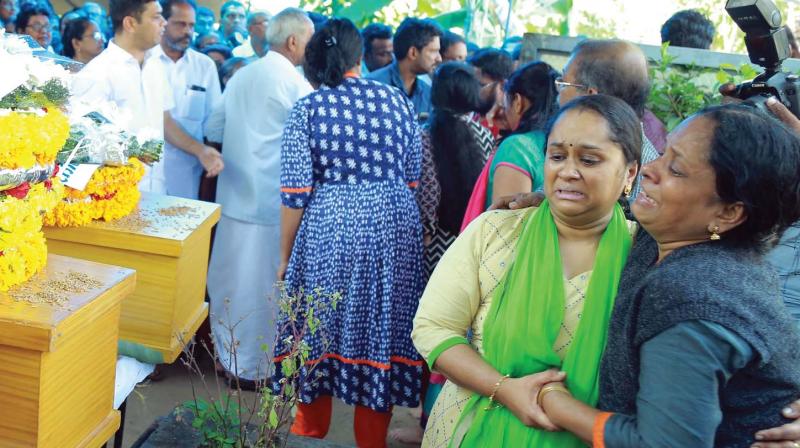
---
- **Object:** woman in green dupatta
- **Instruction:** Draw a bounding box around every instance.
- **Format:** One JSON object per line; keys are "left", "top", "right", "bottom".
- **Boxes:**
{"left": 411, "top": 94, "right": 642, "bottom": 447}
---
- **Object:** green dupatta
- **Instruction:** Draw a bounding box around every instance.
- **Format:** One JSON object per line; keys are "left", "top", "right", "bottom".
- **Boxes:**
{"left": 455, "top": 200, "right": 631, "bottom": 447}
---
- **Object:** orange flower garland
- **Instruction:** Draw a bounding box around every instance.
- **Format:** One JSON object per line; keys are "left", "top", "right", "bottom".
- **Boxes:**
{"left": 43, "top": 158, "right": 144, "bottom": 227}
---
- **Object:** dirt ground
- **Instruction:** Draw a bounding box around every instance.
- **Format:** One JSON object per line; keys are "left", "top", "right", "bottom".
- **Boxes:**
{"left": 111, "top": 361, "right": 421, "bottom": 448}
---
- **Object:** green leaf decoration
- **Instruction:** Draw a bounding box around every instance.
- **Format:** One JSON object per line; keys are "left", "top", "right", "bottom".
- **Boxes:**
{"left": 432, "top": 8, "right": 468, "bottom": 30}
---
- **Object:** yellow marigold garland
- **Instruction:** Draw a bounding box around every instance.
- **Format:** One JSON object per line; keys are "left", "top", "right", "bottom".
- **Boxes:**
{"left": 0, "top": 172, "right": 64, "bottom": 291}
{"left": 43, "top": 158, "right": 144, "bottom": 227}
{"left": 0, "top": 108, "right": 70, "bottom": 169}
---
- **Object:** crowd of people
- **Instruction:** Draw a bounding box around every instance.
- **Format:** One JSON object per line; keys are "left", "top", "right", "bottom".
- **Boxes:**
{"left": 8, "top": 0, "right": 800, "bottom": 446}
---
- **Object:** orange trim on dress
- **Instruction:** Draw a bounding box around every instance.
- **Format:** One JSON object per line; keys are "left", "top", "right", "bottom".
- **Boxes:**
{"left": 407, "top": 181, "right": 419, "bottom": 188}
{"left": 344, "top": 70, "right": 360, "bottom": 79}
{"left": 274, "top": 352, "right": 424, "bottom": 370}
{"left": 281, "top": 186, "right": 313, "bottom": 194}
{"left": 592, "top": 412, "right": 613, "bottom": 448}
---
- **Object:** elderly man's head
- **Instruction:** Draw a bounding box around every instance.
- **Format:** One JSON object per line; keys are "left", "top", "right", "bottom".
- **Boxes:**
{"left": 558, "top": 39, "right": 650, "bottom": 119}
{"left": 265, "top": 7, "right": 313, "bottom": 66}
{"left": 247, "top": 11, "right": 270, "bottom": 46}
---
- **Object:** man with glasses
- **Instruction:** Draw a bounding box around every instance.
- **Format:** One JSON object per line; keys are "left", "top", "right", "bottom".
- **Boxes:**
{"left": 555, "top": 39, "right": 660, "bottom": 199}
{"left": 155, "top": 0, "right": 222, "bottom": 199}
{"left": 15, "top": 5, "right": 52, "bottom": 50}
{"left": 232, "top": 11, "right": 269, "bottom": 59}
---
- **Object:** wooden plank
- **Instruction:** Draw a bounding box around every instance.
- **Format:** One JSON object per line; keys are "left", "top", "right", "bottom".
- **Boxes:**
{"left": 43, "top": 193, "right": 221, "bottom": 257}
{"left": 44, "top": 194, "right": 221, "bottom": 363}
{"left": 0, "top": 254, "right": 132, "bottom": 447}
{"left": 0, "top": 255, "right": 134, "bottom": 352}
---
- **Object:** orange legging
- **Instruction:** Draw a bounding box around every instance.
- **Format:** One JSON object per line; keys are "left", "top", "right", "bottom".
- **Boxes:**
{"left": 290, "top": 395, "right": 393, "bottom": 448}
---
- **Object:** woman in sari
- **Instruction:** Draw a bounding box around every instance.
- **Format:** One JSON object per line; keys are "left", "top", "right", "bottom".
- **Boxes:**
{"left": 412, "top": 94, "right": 641, "bottom": 447}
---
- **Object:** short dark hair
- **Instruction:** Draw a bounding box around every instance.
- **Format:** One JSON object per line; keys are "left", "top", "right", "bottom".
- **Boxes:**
{"left": 661, "top": 9, "right": 715, "bottom": 50}
{"left": 698, "top": 104, "right": 800, "bottom": 249}
{"left": 201, "top": 43, "right": 232, "bottom": 59}
{"left": 197, "top": 5, "right": 214, "bottom": 18}
{"left": 467, "top": 48, "right": 513, "bottom": 82}
{"left": 361, "top": 23, "right": 392, "bottom": 56}
{"left": 60, "top": 9, "right": 86, "bottom": 31}
{"left": 304, "top": 17, "right": 362, "bottom": 88}
{"left": 219, "top": 56, "right": 248, "bottom": 89}
{"left": 109, "top": 0, "right": 155, "bottom": 33}
{"left": 62, "top": 17, "right": 93, "bottom": 58}
{"left": 571, "top": 39, "right": 650, "bottom": 118}
{"left": 393, "top": 17, "right": 442, "bottom": 61}
{"left": 505, "top": 61, "right": 559, "bottom": 136}
{"left": 440, "top": 30, "right": 465, "bottom": 58}
{"left": 160, "top": 0, "right": 195, "bottom": 20}
{"left": 219, "top": 0, "right": 243, "bottom": 18}
{"left": 307, "top": 11, "right": 327, "bottom": 32}
{"left": 15, "top": 5, "right": 50, "bottom": 31}
{"left": 551, "top": 94, "right": 643, "bottom": 167}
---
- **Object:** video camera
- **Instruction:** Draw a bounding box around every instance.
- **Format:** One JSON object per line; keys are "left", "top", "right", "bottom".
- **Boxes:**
{"left": 726, "top": 0, "right": 800, "bottom": 117}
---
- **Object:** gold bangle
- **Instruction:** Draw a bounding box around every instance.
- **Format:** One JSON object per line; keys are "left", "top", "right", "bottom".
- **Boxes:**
{"left": 484, "top": 374, "right": 511, "bottom": 411}
{"left": 536, "top": 383, "right": 570, "bottom": 408}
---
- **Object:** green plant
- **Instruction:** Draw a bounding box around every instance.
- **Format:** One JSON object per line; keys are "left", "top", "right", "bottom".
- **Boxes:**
{"left": 182, "top": 397, "right": 242, "bottom": 448}
{"left": 647, "top": 42, "right": 765, "bottom": 130}
{"left": 255, "top": 286, "right": 341, "bottom": 446}
{"left": 648, "top": 42, "right": 718, "bottom": 130}
{"left": 179, "top": 285, "right": 340, "bottom": 448}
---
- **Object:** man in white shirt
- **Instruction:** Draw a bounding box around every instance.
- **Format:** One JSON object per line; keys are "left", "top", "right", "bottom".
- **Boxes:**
{"left": 156, "top": 0, "right": 222, "bottom": 199}
{"left": 231, "top": 11, "right": 269, "bottom": 60}
{"left": 72, "top": 0, "right": 223, "bottom": 194}
{"left": 205, "top": 7, "right": 313, "bottom": 384}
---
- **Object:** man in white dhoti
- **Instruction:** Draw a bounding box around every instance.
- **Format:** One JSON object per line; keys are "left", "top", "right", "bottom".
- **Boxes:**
{"left": 205, "top": 7, "right": 314, "bottom": 383}
{"left": 72, "top": 0, "right": 223, "bottom": 194}
{"left": 156, "top": 0, "right": 222, "bottom": 199}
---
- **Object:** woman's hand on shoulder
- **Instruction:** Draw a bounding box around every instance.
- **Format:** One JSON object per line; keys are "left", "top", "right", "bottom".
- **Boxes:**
{"left": 751, "top": 399, "right": 800, "bottom": 448}
{"left": 495, "top": 369, "right": 566, "bottom": 431}
{"left": 488, "top": 192, "right": 545, "bottom": 211}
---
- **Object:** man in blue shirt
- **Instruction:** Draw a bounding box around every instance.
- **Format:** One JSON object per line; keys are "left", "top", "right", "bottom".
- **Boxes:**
{"left": 366, "top": 17, "right": 441, "bottom": 120}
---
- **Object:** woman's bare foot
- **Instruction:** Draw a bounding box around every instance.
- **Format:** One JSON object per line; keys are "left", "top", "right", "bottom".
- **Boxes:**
{"left": 389, "top": 426, "right": 424, "bottom": 445}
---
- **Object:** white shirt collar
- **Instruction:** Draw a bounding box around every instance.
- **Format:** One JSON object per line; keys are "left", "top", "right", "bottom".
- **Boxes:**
{"left": 263, "top": 50, "right": 296, "bottom": 73}
{"left": 152, "top": 42, "right": 190, "bottom": 65}
{"left": 106, "top": 40, "right": 161, "bottom": 66}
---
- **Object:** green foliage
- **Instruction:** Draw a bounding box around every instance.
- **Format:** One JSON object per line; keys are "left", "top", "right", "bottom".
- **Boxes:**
{"left": 648, "top": 43, "right": 715, "bottom": 131}
{"left": 298, "top": 0, "right": 393, "bottom": 27}
{"left": 182, "top": 398, "right": 242, "bottom": 448}
{"left": 647, "top": 42, "right": 763, "bottom": 131}
{"left": 0, "top": 79, "right": 70, "bottom": 110}
{"left": 180, "top": 285, "right": 341, "bottom": 447}
{"left": 257, "top": 286, "right": 341, "bottom": 446}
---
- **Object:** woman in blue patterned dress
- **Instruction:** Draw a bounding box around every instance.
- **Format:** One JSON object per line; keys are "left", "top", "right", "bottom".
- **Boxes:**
{"left": 274, "top": 18, "right": 425, "bottom": 447}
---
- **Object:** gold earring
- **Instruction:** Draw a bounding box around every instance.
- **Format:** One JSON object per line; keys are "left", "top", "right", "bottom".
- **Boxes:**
{"left": 624, "top": 184, "right": 632, "bottom": 197}
{"left": 710, "top": 225, "right": 721, "bottom": 241}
